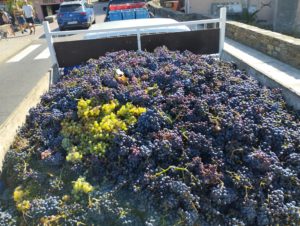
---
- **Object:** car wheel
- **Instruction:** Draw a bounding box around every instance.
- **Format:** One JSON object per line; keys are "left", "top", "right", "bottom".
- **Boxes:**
{"left": 92, "top": 18, "right": 96, "bottom": 24}
{"left": 59, "top": 27, "right": 64, "bottom": 31}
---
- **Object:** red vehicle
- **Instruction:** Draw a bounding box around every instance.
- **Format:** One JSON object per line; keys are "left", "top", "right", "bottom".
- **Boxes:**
{"left": 103, "top": 0, "right": 150, "bottom": 22}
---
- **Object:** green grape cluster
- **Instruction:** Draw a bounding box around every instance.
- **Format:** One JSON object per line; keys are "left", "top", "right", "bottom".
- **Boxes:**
{"left": 61, "top": 99, "right": 146, "bottom": 161}
{"left": 72, "top": 177, "right": 93, "bottom": 194}
{"left": 66, "top": 147, "right": 82, "bottom": 163}
{"left": 13, "top": 186, "right": 30, "bottom": 213}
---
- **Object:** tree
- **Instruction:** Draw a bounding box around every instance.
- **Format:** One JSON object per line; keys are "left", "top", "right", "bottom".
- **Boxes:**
{"left": 5, "top": 0, "right": 27, "bottom": 14}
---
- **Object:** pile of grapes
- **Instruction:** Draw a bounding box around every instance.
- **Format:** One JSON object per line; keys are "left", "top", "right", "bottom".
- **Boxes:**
{"left": 1, "top": 47, "right": 300, "bottom": 225}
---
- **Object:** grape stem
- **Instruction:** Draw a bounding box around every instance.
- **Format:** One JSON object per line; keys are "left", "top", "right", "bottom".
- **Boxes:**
{"left": 23, "top": 160, "right": 28, "bottom": 175}
{"left": 155, "top": 165, "right": 198, "bottom": 182}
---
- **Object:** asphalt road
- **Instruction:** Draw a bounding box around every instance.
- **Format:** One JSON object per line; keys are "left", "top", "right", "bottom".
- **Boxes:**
{"left": 0, "top": 2, "right": 107, "bottom": 124}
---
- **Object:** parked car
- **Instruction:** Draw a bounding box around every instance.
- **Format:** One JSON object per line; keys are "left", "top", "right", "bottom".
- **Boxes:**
{"left": 57, "top": 1, "right": 95, "bottom": 31}
{"left": 103, "top": 0, "right": 149, "bottom": 22}
{"left": 84, "top": 18, "right": 190, "bottom": 40}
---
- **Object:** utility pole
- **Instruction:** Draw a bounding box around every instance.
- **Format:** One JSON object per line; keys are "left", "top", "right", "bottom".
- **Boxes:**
{"left": 273, "top": 0, "right": 278, "bottom": 31}
{"left": 185, "top": 0, "right": 190, "bottom": 14}
{"left": 240, "top": 0, "right": 251, "bottom": 10}
{"left": 246, "top": 0, "right": 250, "bottom": 9}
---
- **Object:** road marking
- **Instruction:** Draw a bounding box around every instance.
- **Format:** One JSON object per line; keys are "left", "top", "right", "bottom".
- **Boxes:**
{"left": 6, "top": 44, "right": 41, "bottom": 63}
{"left": 34, "top": 48, "right": 50, "bottom": 60}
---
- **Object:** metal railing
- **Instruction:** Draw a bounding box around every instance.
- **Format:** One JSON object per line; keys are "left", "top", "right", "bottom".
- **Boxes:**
{"left": 44, "top": 7, "right": 226, "bottom": 67}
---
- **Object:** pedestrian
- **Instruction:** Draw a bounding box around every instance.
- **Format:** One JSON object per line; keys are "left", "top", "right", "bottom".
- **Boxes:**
{"left": 0, "top": 9, "right": 5, "bottom": 25}
{"left": 22, "top": 0, "right": 35, "bottom": 35}
{"left": 0, "top": 9, "right": 15, "bottom": 36}
{"left": 13, "top": 7, "right": 27, "bottom": 34}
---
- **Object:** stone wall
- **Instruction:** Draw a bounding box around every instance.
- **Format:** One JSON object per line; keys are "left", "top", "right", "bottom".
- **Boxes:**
{"left": 226, "top": 21, "right": 300, "bottom": 69}
{"left": 148, "top": 2, "right": 300, "bottom": 70}
{"left": 147, "top": 2, "right": 209, "bottom": 21}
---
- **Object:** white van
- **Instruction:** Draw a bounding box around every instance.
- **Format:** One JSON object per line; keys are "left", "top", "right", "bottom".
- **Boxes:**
{"left": 84, "top": 18, "right": 190, "bottom": 40}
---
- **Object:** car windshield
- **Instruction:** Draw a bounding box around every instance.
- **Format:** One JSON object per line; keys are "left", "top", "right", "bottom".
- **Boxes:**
{"left": 59, "top": 4, "right": 82, "bottom": 13}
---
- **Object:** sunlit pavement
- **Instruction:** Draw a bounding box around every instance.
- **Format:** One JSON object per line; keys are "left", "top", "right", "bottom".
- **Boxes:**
{"left": 0, "top": 1, "right": 108, "bottom": 125}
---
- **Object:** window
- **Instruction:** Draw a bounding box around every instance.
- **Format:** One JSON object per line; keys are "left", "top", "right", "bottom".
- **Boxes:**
{"left": 59, "top": 4, "right": 82, "bottom": 13}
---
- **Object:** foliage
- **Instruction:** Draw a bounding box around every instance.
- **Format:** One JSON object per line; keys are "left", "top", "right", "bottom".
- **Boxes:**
{"left": 5, "top": 0, "right": 28, "bottom": 14}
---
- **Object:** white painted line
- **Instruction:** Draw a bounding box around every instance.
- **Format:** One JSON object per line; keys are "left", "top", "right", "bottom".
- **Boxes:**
{"left": 34, "top": 48, "right": 50, "bottom": 60}
{"left": 6, "top": 44, "right": 41, "bottom": 63}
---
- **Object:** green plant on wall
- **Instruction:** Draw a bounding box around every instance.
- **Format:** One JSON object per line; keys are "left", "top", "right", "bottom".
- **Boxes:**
{"left": 239, "top": 0, "right": 271, "bottom": 24}
{"left": 240, "top": 7, "right": 260, "bottom": 24}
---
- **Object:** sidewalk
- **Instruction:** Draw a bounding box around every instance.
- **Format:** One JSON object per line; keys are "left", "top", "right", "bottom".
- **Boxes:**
{"left": 223, "top": 38, "right": 300, "bottom": 110}
{"left": 0, "top": 22, "right": 58, "bottom": 63}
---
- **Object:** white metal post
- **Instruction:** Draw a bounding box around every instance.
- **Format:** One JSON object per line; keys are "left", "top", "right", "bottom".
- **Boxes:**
{"left": 137, "top": 29, "right": 141, "bottom": 51}
{"left": 43, "top": 21, "right": 58, "bottom": 66}
{"left": 186, "top": 0, "right": 190, "bottom": 14}
{"left": 219, "top": 7, "right": 227, "bottom": 56}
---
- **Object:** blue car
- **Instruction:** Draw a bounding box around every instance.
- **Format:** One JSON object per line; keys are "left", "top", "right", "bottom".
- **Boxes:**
{"left": 57, "top": 1, "right": 95, "bottom": 31}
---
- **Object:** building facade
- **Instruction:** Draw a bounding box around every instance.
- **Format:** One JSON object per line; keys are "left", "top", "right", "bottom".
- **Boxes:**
{"left": 0, "top": 0, "right": 7, "bottom": 10}
{"left": 186, "top": 0, "right": 300, "bottom": 36}
{"left": 186, "top": 0, "right": 274, "bottom": 23}
{"left": 33, "top": 0, "right": 62, "bottom": 20}
{"left": 273, "top": 0, "right": 300, "bottom": 36}
{"left": 33, "top": 0, "right": 91, "bottom": 20}
{"left": 295, "top": 1, "right": 300, "bottom": 34}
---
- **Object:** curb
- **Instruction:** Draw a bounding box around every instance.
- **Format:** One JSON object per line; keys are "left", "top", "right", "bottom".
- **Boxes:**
{"left": 0, "top": 69, "right": 51, "bottom": 170}
{"left": 222, "top": 50, "right": 300, "bottom": 111}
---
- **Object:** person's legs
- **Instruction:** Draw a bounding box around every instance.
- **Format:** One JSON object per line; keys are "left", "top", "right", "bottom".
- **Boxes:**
{"left": 20, "top": 19, "right": 26, "bottom": 31}
{"left": 30, "top": 23, "right": 35, "bottom": 34}
{"left": 25, "top": 17, "right": 29, "bottom": 31}
{"left": 26, "top": 17, "right": 35, "bottom": 34}
{"left": 4, "top": 24, "right": 15, "bottom": 37}
{"left": 9, "top": 24, "right": 15, "bottom": 36}
{"left": 30, "top": 18, "right": 35, "bottom": 34}
{"left": 18, "top": 16, "right": 26, "bottom": 33}
{"left": 21, "top": 24, "right": 25, "bottom": 33}
{"left": 25, "top": 17, "right": 31, "bottom": 33}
